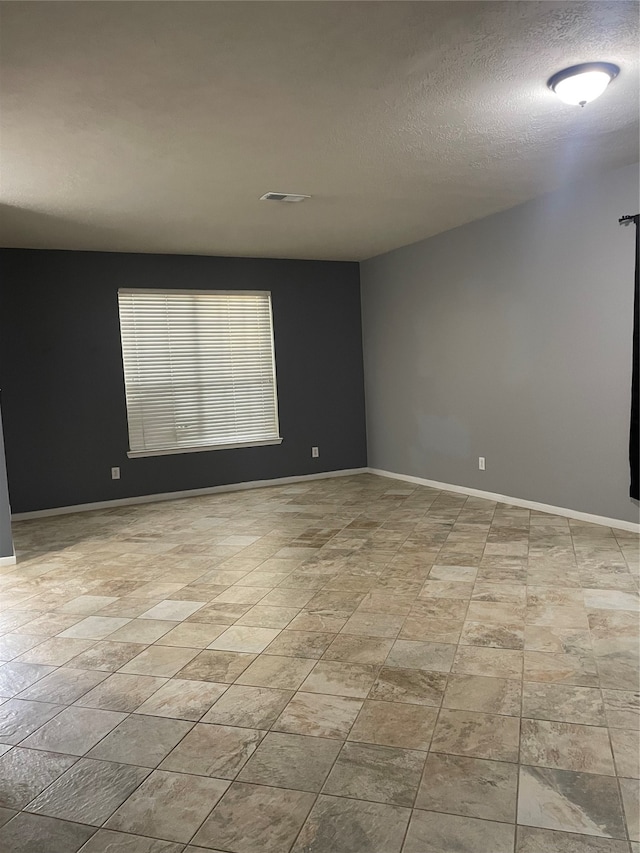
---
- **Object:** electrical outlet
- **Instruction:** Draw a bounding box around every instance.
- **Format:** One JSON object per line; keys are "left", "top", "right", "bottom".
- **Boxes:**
{"left": 478, "top": 457, "right": 485, "bottom": 471}
{"left": 311, "top": 446, "right": 319, "bottom": 458}
{"left": 111, "top": 467, "right": 121, "bottom": 480}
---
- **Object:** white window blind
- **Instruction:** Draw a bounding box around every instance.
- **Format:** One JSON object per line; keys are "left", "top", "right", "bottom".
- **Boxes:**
{"left": 118, "top": 289, "right": 282, "bottom": 457}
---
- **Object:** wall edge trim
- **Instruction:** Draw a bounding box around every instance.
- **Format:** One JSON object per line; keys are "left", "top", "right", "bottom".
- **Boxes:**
{"left": 11, "top": 468, "right": 369, "bottom": 520}
{"left": 0, "top": 553, "right": 16, "bottom": 566}
{"left": 367, "top": 467, "right": 640, "bottom": 532}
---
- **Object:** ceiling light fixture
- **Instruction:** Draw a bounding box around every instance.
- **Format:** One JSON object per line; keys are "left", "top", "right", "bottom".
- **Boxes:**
{"left": 548, "top": 62, "right": 620, "bottom": 107}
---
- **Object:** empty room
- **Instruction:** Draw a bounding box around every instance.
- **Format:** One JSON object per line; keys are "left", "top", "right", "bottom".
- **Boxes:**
{"left": 0, "top": 2, "right": 638, "bottom": 852}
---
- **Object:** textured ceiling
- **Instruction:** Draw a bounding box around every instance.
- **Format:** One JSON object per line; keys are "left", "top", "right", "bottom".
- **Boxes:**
{"left": 0, "top": 1, "right": 638, "bottom": 261}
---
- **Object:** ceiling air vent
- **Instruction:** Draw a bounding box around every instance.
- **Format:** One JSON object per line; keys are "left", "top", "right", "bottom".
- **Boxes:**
{"left": 260, "top": 192, "right": 311, "bottom": 203}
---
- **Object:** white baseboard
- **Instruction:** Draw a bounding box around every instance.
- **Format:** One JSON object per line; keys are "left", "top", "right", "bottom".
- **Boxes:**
{"left": 11, "top": 468, "right": 369, "bottom": 521}
{"left": 0, "top": 553, "right": 16, "bottom": 566}
{"left": 367, "top": 467, "right": 640, "bottom": 533}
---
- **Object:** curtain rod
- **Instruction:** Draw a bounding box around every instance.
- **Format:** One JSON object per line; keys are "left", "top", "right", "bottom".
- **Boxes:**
{"left": 619, "top": 214, "right": 639, "bottom": 225}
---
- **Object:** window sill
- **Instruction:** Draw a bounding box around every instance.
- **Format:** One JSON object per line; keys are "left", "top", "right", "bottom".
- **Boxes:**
{"left": 127, "top": 437, "right": 283, "bottom": 458}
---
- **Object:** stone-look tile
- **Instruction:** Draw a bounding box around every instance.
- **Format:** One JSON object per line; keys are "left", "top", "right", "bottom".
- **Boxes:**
{"left": 524, "top": 625, "right": 593, "bottom": 654}
{"left": 154, "top": 622, "right": 227, "bottom": 648}
{"left": 80, "top": 829, "right": 185, "bottom": 852}
{"left": 431, "top": 708, "right": 520, "bottom": 762}
{"left": 17, "top": 667, "right": 108, "bottom": 704}
{"left": 385, "top": 639, "right": 455, "bottom": 673}
{"left": 76, "top": 673, "right": 166, "bottom": 712}
{"left": 25, "top": 758, "right": 150, "bottom": 826}
{"left": 415, "top": 752, "right": 518, "bottom": 821}
{"left": 88, "top": 715, "right": 192, "bottom": 768}
{"left": 517, "top": 765, "right": 626, "bottom": 838}
{"left": 323, "top": 741, "right": 425, "bottom": 806}
{"left": 322, "top": 634, "right": 393, "bottom": 664}
{"left": 460, "top": 621, "right": 524, "bottom": 649}
{"left": 443, "top": 674, "right": 521, "bottom": 715}
{"left": 208, "top": 625, "right": 281, "bottom": 653}
{"left": 520, "top": 719, "right": 615, "bottom": 775}
{"left": 59, "top": 595, "right": 119, "bottom": 614}
{"left": 0, "top": 748, "right": 77, "bottom": 809}
{"left": 603, "top": 689, "right": 640, "bottom": 730}
{"left": 109, "top": 620, "right": 175, "bottom": 644}
{"left": 58, "top": 616, "right": 131, "bottom": 640}
{"left": 348, "top": 700, "right": 437, "bottom": 750}
{"left": 0, "top": 633, "right": 45, "bottom": 660}
{"left": 238, "top": 731, "right": 341, "bottom": 791}
{"left": 139, "top": 599, "right": 205, "bottom": 621}
{"left": 515, "top": 826, "right": 630, "bottom": 852}
{"left": 187, "top": 602, "right": 252, "bottom": 625}
{"left": 522, "top": 682, "right": 606, "bottom": 725}
{"left": 17, "top": 637, "right": 95, "bottom": 666}
{"left": 264, "top": 630, "right": 334, "bottom": 658}
{"left": 236, "top": 654, "right": 316, "bottom": 689}
{"left": 0, "top": 807, "right": 16, "bottom": 828}
{"left": 420, "top": 580, "right": 473, "bottom": 599}
{"left": 107, "top": 769, "right": 229, "bottom": 842}
{"left": 135, "top": 678, "right": 227, "bottom": 721}
{"left": 369, "top": 667, "right": 447, "bottom": 706}
{"left": 202, "top": 684, "right": 293, "bottom": 728}
{"left": 288, "top": 611, "right": 348, "bottom": 632}
{"left": 299, "top": 661, "right": 378, "bottom": 698}
{"left": 192, "top": 782, "right": 315, "bottom": 852}
{"left": 467, "top": 600, "right": 526, "bottom": 623}
{"left": 0, "top": 661, "right": 55, "bottom": 697}
{"left": 452, "top": 645, "right": 523, "bottom": 678}
{"left": 620, "top": 778, "right": 640, "bottom": 841}
{"left": 524, "top": 651, "right": 599, "bottom": 686}
{"left": 609, "top": 728, "right": 640, "bottom": 778}
{"left": 584, "top": 589, "right": 640, "bottom": 611}
{"left": 291, "top": 795, "right": 410, "bottom": 853}
{"left": 274, "top": 691, "right": 362, "bottom": 739}
{"left": 66, "top": 641, "right": 147, "bottom": 672}
{"left": 341, "top": 611, "right": 405, "bottom": 638}
{"left": 236, "top": 604, "right": 300, "bottom": 629}
{"left": 177, "top": 649, "right": 256, "bottom": 683}
{"left": 119, "top": 645, "right": 199, "bottom": 677}
{"left": 161, "top": 723, "right": 264, "bottom": 779}
{"left": 0, "top": 699, "right": 62, "bottom": 744}
{"left": 0, "top": 812, "right": 96, "bottom": 853}
{"left": 403, "top": 810, "right": 515, "bottom": 853}
{"left": 400, "top": 615, "right": 464, "bottom": 643}
{"left": 21, "top": 706, "right": 127, "bottom": 755}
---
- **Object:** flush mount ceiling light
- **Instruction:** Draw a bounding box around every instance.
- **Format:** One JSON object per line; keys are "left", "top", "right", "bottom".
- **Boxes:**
{"left": 548, "top": 62, "right": 620, "bottom": 107}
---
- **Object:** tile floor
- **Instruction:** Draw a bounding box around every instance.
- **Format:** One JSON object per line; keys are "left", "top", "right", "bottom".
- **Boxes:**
{"left": 0, "top": 473, "right": 638, "bottom": 852}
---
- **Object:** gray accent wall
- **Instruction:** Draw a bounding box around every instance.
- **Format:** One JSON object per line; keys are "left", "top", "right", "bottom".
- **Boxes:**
{"left": 361, "top": 161, "right": 640, "bottom": 524}
{"left": 0, "top": 404, "right": 14, "bottom": 558}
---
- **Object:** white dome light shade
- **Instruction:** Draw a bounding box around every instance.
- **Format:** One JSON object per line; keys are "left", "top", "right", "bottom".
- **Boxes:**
{"left": 548, "top": 62, "right": 620, "bottom": 106}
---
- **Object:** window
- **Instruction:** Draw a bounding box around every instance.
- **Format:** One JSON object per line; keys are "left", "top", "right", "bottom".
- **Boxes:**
{"left": 118, "top": 289, "right": 282, "bottom": 457}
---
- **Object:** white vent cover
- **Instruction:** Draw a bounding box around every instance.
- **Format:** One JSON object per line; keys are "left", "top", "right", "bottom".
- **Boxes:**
{"left": 260, "top": 192, "right": 311, "bottom": 203}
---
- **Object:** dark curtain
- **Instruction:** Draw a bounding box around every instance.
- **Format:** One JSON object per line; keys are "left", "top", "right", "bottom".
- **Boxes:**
{"left": 631, "top": 215, "right": 639, "bottom": 500}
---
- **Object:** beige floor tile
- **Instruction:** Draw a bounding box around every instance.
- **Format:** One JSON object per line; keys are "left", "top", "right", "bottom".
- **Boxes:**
{"left": 139, "top": 600, "right": 206, "bottom": 621}
{"left": 602, "top": 689, "right": 640, "bottom": 730}
{"left": 235, "top": 605, "right": 300, "bottom": 629}
{"left": 460, "top": 620, "right": 524, "bottom": 649}
{"left": 609, "top": 728, "right": 639, "bottom": 778}
{"left": 323, "top": 741, "right": 425, "bottom": 806}
{"left": 106, "top": 769, "right": 229, "bottom": 842}
{"left": 452, "top": 646, "right": 523, "bottom": 678}
{"left": 520, "top": 718, "right": 615, "bottom": 775}
{"left": 322, "top": 634, "right": 393, "bottom": 664}
{"left": 0, "top": 634, "right": 46, "bottom": 660}
{"left": 369, "top": 667, "right": 446, "bottom": 706}
{"left": 291, "top": 795, "right": 410, "bottom": 853}
{"left": 17, "top": 667, "right": 108, "bottom": 704}
{"left": 176, "top": 649, "right": 256, "bottom": 683}
{"left": 161, "top": 722, "right": 265, "bottom": 779}
{"left": 341, "top": 612, "right": 405, "bottom": 638}
{"left": 522, "top": 682, "right": 606, "bottom": 725}
{"left": 120, "top": 645, "right": 199, "bottom": 677}
{"left": 263, "top": 630, "right": 334, "bottom": 658}
{"left": 620, "top": 777, "right": 640, "bottom": 841}
{"left": 403, "top": 810, "right": 515, "bottom": 853}
{"left": 64, "top": 641, "right": 147, "bottom": 672}
{"left": 208, "top": 625, "right": 281, "bottom": 653}
{"left": 348, "top": 700, "right": 437, "bottom": 750}
{"left": 524, "top": 650, "right": 599, "bottom": 686}
{"left": 385, "top": 639, "right": 456, "bottom": 673}
{"left": 75, "top": 828, "right": 185, "bottom": 851}
{"left": 58, "top": 616, "right": 131, "bottom": 640}
{"left": 431, "top": 708, "right": 520, "bottom": 762}
{"left": 192, "top": 781, "right": 314, "bottom": 853}
{"left": 273, "top": 691, "right": 361, "bottom": 739}
{"left": 236, "top": 655, "right": 316, "bottom": 689}
{"left": 75, "top": 673, "right": 166, "bottom": 712}
{"left": 0, "top": 812, "right": 95, "bottom": 853}
{"left": 22, "top": 706, "right": 126, "bottom": 755}
{"left": 25, "top": 758, "right": 150, "bottom": 826}
{"left": 515, "top": 826, "right": 629, "bottom": 852}
{"left": 443, "top": 674, "right": 521, "bottom": 716}
{"left": 88, "top": 714, "right": 192, "bottom": 768}
{"left": 58, "top": 595, "right": 119, "bottom": 615}
{"left": 153, "top": 621, "right": 227, "bottom": 648}
{"left": 0, "top": 699, "right": 63, "bottom": 744}
{"left": 202, "top": 684, "right": 293, "bottom": 728}
{"left": 108, "top": 619, "right": 176, "bottom": 644}
{"left": 299, "top": 661, "right": 378, "bottom": 698}
{"left": 238, "top": 731, "right": 341, "bottom": 791}
{"left": 17, "top": 637, "right": 95, "bottom": 666}
{"left": 136, "top": 678, "right": 227, "bottom": 721}
{"left": 0, "top": 748, "right": 77, "bottom": 809}
{"left": 416, "top": 752, "right": 518, "bottom": 821}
